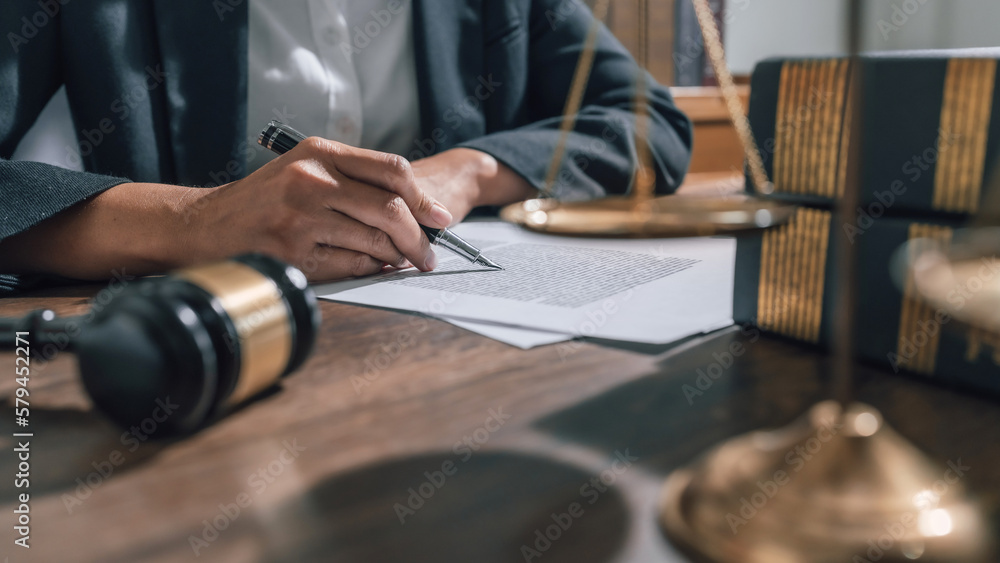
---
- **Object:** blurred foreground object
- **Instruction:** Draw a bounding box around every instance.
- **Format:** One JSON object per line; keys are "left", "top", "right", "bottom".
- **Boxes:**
{"left": 661, "top": 401, "right": 992, "bottom": 562}
{"left": 658, "top": 1, "right": 994, "bottom": 561}
{"left": 0, "top": 254, "right": 320, "bottom": 435}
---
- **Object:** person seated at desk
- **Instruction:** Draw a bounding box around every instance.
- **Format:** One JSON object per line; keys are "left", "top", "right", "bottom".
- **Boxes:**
{"left": 0, "top": 0, "right": 692, "bottom": 287}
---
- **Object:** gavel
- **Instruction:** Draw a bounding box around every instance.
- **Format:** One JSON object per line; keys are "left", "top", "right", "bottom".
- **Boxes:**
{"left": 0, "top": 255, "right": 320, "bottom": 435}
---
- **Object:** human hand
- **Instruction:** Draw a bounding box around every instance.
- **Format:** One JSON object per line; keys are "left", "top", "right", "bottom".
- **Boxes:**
{"left": 0, "top": 144, "right": 534, "bottom": 283}
{"left": 411, "top": 148, "right": 539, "bottom": 225}
{"left": 187, "top": 137, "right": 453, "bottom": 281}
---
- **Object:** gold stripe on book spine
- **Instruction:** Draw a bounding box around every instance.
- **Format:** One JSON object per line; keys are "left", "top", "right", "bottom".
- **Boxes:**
{"left": 772, "top": 60, "right": 850, "bottom": 197}
{"left": 820, "top": 59, "right": 847, "bottom": 198}
{"left": 756, "top": 208, "right": 831, "bottom": 343}
{"left": 896, "top": 224, "right": 953, "bottom": 374}
{"left": 933, "top": 58, "right": 996, "bottom": 213}
{"left": 834, "top": 62, "right": 854, "bottom": 199}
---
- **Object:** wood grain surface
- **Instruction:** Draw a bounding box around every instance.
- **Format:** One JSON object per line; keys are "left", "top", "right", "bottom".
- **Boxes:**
{"left": 1, "top": 284, "right": 998, "bottom": 562}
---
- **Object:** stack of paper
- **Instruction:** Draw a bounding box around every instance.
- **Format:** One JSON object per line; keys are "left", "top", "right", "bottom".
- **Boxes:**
{"left": 312, "top": 222, "right": 736, "bottom": 349}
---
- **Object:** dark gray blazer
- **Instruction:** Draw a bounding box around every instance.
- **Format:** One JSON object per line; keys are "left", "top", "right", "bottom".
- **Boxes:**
{"left": 0, "top": 0, "right": 692, "bottom": 246}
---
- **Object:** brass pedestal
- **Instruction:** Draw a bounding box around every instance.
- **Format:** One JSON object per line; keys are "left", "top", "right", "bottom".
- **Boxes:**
{"left": 659, "top": 401, "right": 992, "bottom": 562}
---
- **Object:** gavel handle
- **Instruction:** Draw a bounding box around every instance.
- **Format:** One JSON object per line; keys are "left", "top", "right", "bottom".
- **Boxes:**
{"left": 0, "top": 310, "right": 83, "bottom": 354}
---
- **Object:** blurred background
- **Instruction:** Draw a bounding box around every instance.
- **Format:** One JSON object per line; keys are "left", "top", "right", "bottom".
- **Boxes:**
{"left": 600, "top": 0, "right": 1000, "bottom": 84}
{"left": 591, "top": 0, "right": 1000, "bottom": 191}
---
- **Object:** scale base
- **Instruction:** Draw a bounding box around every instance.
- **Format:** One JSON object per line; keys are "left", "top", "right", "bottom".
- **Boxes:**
{"left": 659, "top": 401, "right": 992, "bottom": 563}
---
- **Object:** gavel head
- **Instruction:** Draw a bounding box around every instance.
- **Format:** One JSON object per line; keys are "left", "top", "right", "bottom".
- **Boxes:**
{"left": 75, "top": 254, "right": 321, "bottom": 435}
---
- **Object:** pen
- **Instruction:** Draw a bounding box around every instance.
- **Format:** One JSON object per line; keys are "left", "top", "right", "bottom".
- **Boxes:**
{"left": 258, "top": 121, "right": 504, "bottom": 271}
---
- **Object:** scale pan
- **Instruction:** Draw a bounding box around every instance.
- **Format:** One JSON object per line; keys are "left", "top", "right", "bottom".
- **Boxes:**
{"left": 909, "top": 227, "right": 1000, "bottom": 335}
{"left": 501, "top": 195, "right": 797, "bottom": 238}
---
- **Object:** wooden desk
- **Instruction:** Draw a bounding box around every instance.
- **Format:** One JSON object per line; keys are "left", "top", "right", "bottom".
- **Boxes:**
{"left": 2, "top": 286, "right": 999, "bottom": 562}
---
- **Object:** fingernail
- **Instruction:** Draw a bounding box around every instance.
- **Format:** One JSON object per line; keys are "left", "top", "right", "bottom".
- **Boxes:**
{"left": 400, "top": 259, "right": 413, "bottom": 269}
{"left": 425, "top": 252, "right": 437, "bottom": 271}
{"left": 430, "top": 202, "right": 453, "bottom": 227}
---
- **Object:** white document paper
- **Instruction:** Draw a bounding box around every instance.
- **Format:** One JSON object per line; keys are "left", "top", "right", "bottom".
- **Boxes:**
{"left": 313, "top": 222, "right": 736, "bottom": 345}
{"left": 442, "top": 318, "right": 573, "bottom": 349}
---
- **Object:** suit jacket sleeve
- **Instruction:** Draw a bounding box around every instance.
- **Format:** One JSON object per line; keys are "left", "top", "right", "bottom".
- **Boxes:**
{"left": 458, "top": 0, "right": 693, "bottom": 200}
{"left": 0, "top": 3, "right": 130, "bottom": 243}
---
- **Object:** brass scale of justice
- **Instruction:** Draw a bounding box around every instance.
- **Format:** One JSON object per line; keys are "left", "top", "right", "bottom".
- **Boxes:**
{"left": 501, "top": 0, "right": 997, "bottom": 561}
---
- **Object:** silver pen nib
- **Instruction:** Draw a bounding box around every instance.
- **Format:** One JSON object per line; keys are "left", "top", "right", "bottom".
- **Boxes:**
{"left": 476, "top": 255, "right": 504, "bottom": 270}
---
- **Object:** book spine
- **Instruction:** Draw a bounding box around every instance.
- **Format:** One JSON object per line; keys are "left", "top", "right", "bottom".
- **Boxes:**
{"left": 734, "top": 206, "right": 1000, "bottom": 396}
{"left": 746, "top": 56, "right": 1000, "bottom": 219}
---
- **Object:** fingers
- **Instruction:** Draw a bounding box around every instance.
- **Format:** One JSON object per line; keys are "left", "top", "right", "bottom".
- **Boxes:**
{"left": 297, "top": 245, "right": 387, "bottom": 281}
{"left": 300, "top": 137, "right": 454, "bottom": 228}
{"left": 322, "top": 175, "right": 438, "bottom": 271}
{"left": 317, "top": 210, "right": 411, "bottom": 270}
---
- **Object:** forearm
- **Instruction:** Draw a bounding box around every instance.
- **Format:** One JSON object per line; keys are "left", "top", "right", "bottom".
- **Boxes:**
{"left": 0, "top": 147, "right": 534, "bottom": 283}
{"left": 462, "top": 0, "right": 693, "bottom": 200}
{"left": 411, "top": 148, "right": 538, "bottom": 223}
{"left": 0, "top": 183, "right": 204, "bottom": 279}
{"left": 0, "top": 138, "right": 459, "bottom": 283}
{"left": 469, "top": 150, "right": 539, "bottom": 207}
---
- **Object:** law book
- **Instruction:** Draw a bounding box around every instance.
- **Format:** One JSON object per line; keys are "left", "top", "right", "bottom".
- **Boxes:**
{"left": 733, "top": 206, "right": 1000, "bottom": 396}
{"left": 745, "top": 49, "right": 1000, "bottom": 219}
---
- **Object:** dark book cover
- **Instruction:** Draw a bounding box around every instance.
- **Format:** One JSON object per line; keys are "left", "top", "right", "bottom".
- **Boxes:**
{"left": 734, "top": 205, "right": 1000, "bottom": 396}
{"left": 746, "top": 50, "right": 1000, "bottom": 220}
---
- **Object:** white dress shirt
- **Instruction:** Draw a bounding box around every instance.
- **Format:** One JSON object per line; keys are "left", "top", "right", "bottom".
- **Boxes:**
{"left": 246, "top": 0, "right": 421, "bottom": 172}
{"left": 14, "top": 0, "right": 422, "bottom": 176}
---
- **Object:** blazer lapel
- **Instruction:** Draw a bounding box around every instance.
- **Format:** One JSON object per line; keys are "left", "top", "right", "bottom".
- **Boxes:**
{"left": 411, "top": 0, "right": 485, "bottom": 156}
{"left": 151, "top": 0, "right": 248, "bottom": 186}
